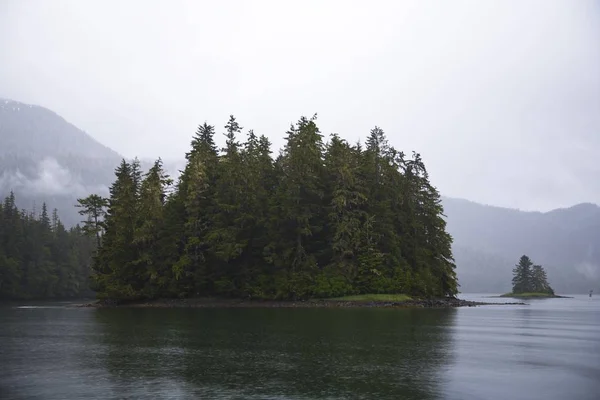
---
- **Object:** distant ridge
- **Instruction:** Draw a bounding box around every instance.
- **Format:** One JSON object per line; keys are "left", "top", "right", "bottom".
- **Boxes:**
{"left": 0, "top": 98, "right": 182, "bottom": 225}
{"left": 0, "top": 98, "right": 122, "bottom": 160}
{"left": 443, "top": 196, "right": 600, "bottom": 294}
{"left": 0, "top": 98, "right": 124, "bottom": 225}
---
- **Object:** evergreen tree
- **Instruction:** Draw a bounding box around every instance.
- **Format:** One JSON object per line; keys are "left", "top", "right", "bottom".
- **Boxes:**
{"left": 133, "top": 158, "right": 172, "bottom": 298}
{"left": 93, "top": 159, "right": 141, "bottom": 299}
{"left": 512, "top": 255, "right": 533, "bottom": 293}
{"left": 404, "top": 152, "right": 457, "bottom": 296}
{"left": 319, "top": 134, "right": 368, "bottom": 296}
{"left": 241, "top": 133, "right": 276, "bottom": 298}
{"left": 531, "top": 264, "right": 552, "bottom": 294}
{"left": 264, "top": 115, "right": 327, "bottom": 299}
{"left": 172, "top": 122, "right": 219, "bottom": 296}
{"left": 76, "top": 194, "right": 109, "bottom": 248}
{"left": 205, "top": 115, "right": 247, "bottom": 295}
{"left": 360, "top": 127, "right": 404, "bottom": 293}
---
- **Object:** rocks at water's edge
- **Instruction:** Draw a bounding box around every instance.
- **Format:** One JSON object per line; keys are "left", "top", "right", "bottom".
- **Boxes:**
{"left": 74, "top": 297, "right": 526, "bottom": 309}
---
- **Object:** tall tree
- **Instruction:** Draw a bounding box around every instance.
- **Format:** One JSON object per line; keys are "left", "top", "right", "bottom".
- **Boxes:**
{"left": 531, "top": 264, "right": 554, "bottom": 294}
{"left": 265, "top": 115, "right": 326, "bottom": 299}
{"left": 93, "top": 159, "right": 140, "bottom": 299}
{"left": 205, "top": 115, "right": 247, "bottom": 295}
{"left": 320, "top": 134, "right": 368, "bottom": 296}
{"left": 512, "top": 255, "right": 533, "bottom": 293}
{"left": 172, "top": 122, "right": 219, "bottom": 296}
{"left": 76, "top": 194, "right": 109, "bottom": 248}
{"left": 132, "top": 158, "right": 172, "bottom": 298}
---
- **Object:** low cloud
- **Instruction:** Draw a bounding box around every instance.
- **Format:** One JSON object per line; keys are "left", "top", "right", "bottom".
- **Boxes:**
{"left": 0, "top": 157, "right": 109, "bottom": 198}
{"left": 575, "top": 261, "right": 600, "bottom": 281}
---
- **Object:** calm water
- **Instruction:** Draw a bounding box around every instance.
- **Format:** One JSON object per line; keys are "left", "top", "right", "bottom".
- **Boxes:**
{"left": 0, "top": 295, "right": 598, "bottom": 400}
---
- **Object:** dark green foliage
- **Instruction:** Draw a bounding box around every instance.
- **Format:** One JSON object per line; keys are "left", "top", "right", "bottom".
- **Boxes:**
{"left": 90, "top": 115, "right": 458, "bottom": 301}
{"left": 92, "top": 158, "right": 173, "bottom": 300}
{"left": 173, "top": 123, "right": 219, "bottom": 296}
{"left": 0, "top": 192, "right": 95, "bottom": 299}
{"left": 511, "top": 255, "right": 554, "bottom": 294}
{"left": 512, "top": 255, "right": 533, "bottom": 293}
{"left": 76, "top": 194, "right": 109, "bottom": 248}
{"left": 133, "top": 158, "right": 173, "bottom": 298}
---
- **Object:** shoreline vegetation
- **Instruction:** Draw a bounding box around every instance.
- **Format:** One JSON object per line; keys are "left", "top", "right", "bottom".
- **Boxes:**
{"left": 76, "top": 294, "right": 527, "bottom": 309}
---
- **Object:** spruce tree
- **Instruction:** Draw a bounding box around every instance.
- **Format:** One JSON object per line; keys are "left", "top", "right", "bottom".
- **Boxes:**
{"left": 265, "top": 115, "right": 326, "bottom": 299}
{"left": 76, "top": 194, "right": 109, "bottom": 248}
{"left": 532, "top": 264, "right": 554, "bottom": 294}
{"left": 320, "top": 134, "right": 368, "bottom": 296}
{"left": 172, "top": 123, "right": 219, "bottom": 295}
{"left": 512, "top": 255, "right": 533, "bottom": 293}
{"left": 133, "top": 158, "right": 172, "bottom": 298}
{"left": 205, "top": 115, "right": 248, "bottom": 295}
{"left": 94, "top": 159, "right": 140, "bottom": 299}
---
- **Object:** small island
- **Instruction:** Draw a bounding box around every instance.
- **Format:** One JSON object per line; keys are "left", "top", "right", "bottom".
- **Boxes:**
{"left": 500, "top": 255, "right": 568, "bottom": 298}
{"left": 76, "top": 116, "right": 468, "bottom": 308}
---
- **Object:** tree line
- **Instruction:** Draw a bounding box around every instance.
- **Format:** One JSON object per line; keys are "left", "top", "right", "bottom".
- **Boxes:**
{"left": 512, "top": 255, "right": 554, "bottom": 295}
{"left": 79, "top": 115, "right": 458, "bottom": 301}
{"left": 0, "top": 192, "right": 95, "bottom": 299}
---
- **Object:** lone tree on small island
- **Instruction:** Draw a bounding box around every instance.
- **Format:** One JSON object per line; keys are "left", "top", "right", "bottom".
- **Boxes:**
{"left": 511, "top": 255, "right": 554, "bottom": 295}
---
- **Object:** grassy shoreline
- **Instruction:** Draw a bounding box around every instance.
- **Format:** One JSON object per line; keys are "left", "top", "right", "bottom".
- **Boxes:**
{"left": 75, "top": 294, "right": 526, "bottom": 309}
{"left": 498, "top": 292, "right": 571, "bottom": 299}
{"left": 326, "top": 294, "right": 413, "bottom": 302}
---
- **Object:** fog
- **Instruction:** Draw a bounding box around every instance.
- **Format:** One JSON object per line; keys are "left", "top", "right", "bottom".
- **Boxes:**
{"left": 1, "top": 0, "right": 599, "bottom": 211}
{"left": 0, "top": 157, "right": 109, "bottom": 198}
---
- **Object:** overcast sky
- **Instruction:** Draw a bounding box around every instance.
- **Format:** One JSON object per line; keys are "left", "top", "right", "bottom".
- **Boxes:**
{"left": 1, "top": 0, "right": 599, "bottom": 211}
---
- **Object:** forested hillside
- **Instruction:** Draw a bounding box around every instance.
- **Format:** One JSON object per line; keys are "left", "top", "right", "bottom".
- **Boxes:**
{"left": 0, "top": 192, "right": 95, "bottom": 299}
{"left": 85, "top": 115, "right": 457, "bottom": 301}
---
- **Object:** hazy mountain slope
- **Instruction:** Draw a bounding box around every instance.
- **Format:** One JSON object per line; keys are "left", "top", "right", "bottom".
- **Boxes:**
{"left": 0, "top": 99, "right": 122, "bottom": 225}
{"left": 0, "top": 99, "right": 182, "bottom": 226}
{"left": 0, "top": 99, "right": 121, "bottom": 159}
{"left": 443, "top": 197, "right": 600, "bottom": 294}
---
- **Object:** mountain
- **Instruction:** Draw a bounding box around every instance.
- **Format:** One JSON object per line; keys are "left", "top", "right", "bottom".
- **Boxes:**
{"left": 0, "top": 98, "right": 184, "bottom": 226}
{"left": 444, "top": 197, "right": 600, "bottom": 294}
{"left": 1, "top": 98, "right": 597, "bottom": 293}
{"left": 0, "top": 98, "right": 124, "bottom": 225}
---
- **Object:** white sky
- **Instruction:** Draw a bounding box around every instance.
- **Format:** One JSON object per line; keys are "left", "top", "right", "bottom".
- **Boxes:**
{"left": 1, "top": 0, "right": 599, "bottom": 211}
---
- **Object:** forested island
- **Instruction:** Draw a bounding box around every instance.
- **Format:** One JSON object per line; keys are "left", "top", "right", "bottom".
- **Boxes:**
{"left": 73, "top": 115, "right": 460, "bottom": 304}
{"left": 500, "top": 255, "right": 565, "bottom": 298}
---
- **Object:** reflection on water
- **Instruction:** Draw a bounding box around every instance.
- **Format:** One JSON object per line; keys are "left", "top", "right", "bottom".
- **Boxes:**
{"left": 0, "top": 295, "right": 599, "bottom": 400}
{"left": 92, "top": 308, "right": 455, "bottom": 399}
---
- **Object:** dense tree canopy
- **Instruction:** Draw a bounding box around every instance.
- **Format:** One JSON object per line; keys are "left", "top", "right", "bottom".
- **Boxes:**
{"left": 511, "top": 255, "right": 554, "bottom": 294}
{"left": 0, "top": 192, "right": 95, "bottom": 299}
{"left": 90, "top": 115, "right": 459, "bottom": 301}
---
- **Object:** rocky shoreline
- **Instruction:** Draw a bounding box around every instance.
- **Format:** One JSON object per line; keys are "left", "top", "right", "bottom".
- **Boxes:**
{"left": 496, "top": 294, "right": 572, "bottom": 299}
{"left": 75, "top": 297, "right": 526, "bottom": 309}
